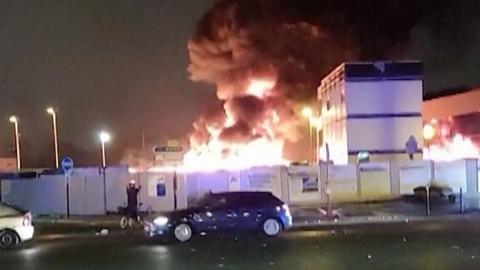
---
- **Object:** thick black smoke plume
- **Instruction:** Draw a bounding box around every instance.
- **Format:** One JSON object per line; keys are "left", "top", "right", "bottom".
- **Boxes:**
{"left": 187, "top": 0, "right": 425, "bottom": 158}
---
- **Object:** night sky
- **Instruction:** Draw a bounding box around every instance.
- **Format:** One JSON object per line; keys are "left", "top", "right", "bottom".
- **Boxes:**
{"left": 1, "top": 1, "right": 479, "bottom": 168}
{"left": 0, "top": 0, "right": 217, "bottom": 167}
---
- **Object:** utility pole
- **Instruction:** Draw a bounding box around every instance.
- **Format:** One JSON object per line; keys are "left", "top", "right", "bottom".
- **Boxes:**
{"left": 142, "top": 129, "right": 146, "bottom": 152}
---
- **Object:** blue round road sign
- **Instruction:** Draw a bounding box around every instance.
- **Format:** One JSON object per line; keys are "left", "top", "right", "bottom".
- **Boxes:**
{"left": 61, "top": 156, "right": 74, "bottom": 175}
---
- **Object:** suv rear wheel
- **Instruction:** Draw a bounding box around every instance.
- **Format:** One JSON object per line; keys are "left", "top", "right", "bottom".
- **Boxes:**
{"left": 262, "top": 218, "right": 282, "bottom": 237}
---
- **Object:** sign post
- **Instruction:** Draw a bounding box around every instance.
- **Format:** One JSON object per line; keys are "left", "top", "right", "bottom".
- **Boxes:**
{"left": 325, "top": 143, "right": 332, "bottom": 218}
{"left": 61, "top": 156, "right": 74, "bottom": 218}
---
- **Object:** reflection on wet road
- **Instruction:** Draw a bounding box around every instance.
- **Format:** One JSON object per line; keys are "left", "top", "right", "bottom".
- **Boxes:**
{"left": 2, "top": 219, "right": 480, "bottom": 270}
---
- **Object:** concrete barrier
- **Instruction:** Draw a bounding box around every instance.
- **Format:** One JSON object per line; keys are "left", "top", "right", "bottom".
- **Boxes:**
{"left": 69, "top": 172, "right": 104, "bottom": 215}
{"left": 287, "top": 166, "right": 321, "bottom": 205}
{"left": 0, "top": 160, "right": 478, "bottom": 214}
{"left": 434, "top": 160, "right": 467, "bottom": 192}
{"left": 137, "top": 172, "right": 176, "bottom": 212}
{"left": 327, "top": 164, "right": 358, "bottom": 201}
{"left": 1, "top": 177, "right": 67, "bottom": 215}
{"left": 398, "top": 160, "right": 432, "bottom": 194}
{"left": 359, "top": 162, "right": 391, "bottom": 199}
{"left": 242, "top": 166, "right": 284, "bottom": 199}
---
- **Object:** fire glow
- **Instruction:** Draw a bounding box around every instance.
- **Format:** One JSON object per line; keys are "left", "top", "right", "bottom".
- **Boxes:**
{"left": 425, "top": 134, "right": 480, "bottom": 161}
{"left": 182, "top": 79, "right": 290, "bottom": 172}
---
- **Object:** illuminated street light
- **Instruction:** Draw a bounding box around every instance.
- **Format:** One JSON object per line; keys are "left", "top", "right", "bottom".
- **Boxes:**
{"left": 302, "top": 107, "right": 313, "bottom": 118}
{"left": 99, "top": 131, "right": 111, "bottom": 168}
{"left": 423, "top": 124, "right": 436, "bottom": 141}
{"left": 9, "top": 115, "right": 21, "bottom": 170}
{"left": 47, "top": 106, "right": 59, "bottom": 168}
{"left": 9, "top": 115, "right": 17, "bottom": 123}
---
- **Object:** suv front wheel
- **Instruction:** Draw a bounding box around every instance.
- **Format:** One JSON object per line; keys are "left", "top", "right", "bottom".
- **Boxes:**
{"left": 173, "top": 223, "right": 193, "bottom": 242}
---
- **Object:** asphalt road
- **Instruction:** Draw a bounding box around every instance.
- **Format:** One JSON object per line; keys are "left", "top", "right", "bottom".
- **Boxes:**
{"left": 2, "top": 218, "right": 480, "bottom": 270}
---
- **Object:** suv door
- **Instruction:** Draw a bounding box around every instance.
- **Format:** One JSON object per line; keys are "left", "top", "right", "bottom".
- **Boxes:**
{"left": 211, "top": 195, "right": 240, "bottom": 232}
{"left": 234, "top": 195, "right": 263, "bottom": 231}
{"left": 196, "top": 195, "right": 236, "bottom": 232}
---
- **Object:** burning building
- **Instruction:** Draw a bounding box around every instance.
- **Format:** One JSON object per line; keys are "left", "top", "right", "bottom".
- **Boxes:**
{"left": 182, "top": 0, "right": 424, "bottom": 171}
{"left": 422, "top": 88, "right": 480, "bottom": 161}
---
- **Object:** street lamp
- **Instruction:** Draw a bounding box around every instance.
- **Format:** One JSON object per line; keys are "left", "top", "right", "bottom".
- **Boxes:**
{"left": 9, "top": 115, "right": 21, "bottom": 170}
{"left": 99, "top": 131, "right": 111, "bottom": 168}
{"left": 301, "top": 107, "right": 313, "bottom": 118}
{"left": 423, "top": 124, "right": 436, "bottom": 141}
{"left": 302, "top": 107, "right": 314, "bottom": 163}
{"left": 47, "top": 107, "right": 59, "bottom": 168}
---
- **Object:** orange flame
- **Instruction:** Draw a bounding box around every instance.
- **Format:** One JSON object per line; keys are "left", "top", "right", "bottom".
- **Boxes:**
{"left": 425, "top": 134, "right": 480, "bottom": 161}
{"left": 246, "top": 79, "right": 275, "bottom": 98}
{"left": 181, "top": 78, "right": 290, "bottom": 172}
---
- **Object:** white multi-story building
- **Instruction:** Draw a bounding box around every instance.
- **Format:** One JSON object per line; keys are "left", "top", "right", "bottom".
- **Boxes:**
{"left": 318, "top": 61, "right": 423, "bottom": 164}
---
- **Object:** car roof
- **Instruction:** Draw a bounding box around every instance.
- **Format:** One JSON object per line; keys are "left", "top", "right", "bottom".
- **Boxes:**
{"left": 210, "top": 191, "right": 273, "bottom": 197}
{"left": 208, "top": 191, "right": 282, "bottom": 202}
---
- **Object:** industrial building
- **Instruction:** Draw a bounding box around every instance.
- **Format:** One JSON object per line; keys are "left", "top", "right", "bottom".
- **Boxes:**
{"left": 317, "top": 61, "right": 424, "bottom": 164}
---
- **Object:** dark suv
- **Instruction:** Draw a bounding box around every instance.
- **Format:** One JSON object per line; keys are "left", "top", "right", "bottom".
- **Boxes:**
{"left": 145, "top": 191, "right": 292, "bottom": 242}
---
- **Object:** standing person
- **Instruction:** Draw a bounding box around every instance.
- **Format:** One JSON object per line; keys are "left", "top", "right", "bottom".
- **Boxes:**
{"left": 126, "top": 179, "right": 141, "bottom": 221}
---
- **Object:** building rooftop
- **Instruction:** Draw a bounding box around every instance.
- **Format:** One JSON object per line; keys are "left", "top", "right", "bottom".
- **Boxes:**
{"left": 423, "top": 86, "right": 475, "bottom": 100}
{"left": 321, "top": 61, "right": 423, "bottom": 86}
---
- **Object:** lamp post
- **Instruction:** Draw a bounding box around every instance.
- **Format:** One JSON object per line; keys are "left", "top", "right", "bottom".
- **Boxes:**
{"left": 302, "top": 107, "right": 313, "bottom": 164}
{"left": 47, "top": 107, "right": 59, "bottom": 168}
{"left": 99, "top": 131, "right": 111, "bottom": 168}
{"left": 423, "top": 122, "right": 436, "bottom": 215}
{"left": 423, "top": 123, "right": 436, "bottom": 159}
{"left": 311, "top": 117, "right": 323, "bottom": 162}
{"left": 9, "top": 116, "right": 21, "bottom": 170}
{"left": 99, "top": 131, "right": 111, "bottom": 214}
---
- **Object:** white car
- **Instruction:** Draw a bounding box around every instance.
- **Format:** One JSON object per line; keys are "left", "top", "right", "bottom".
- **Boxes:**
{"left": 0, "top": 202, "right": 34, "bottom": 248}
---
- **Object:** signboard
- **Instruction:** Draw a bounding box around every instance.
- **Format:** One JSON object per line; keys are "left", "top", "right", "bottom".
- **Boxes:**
{"left": 154, "top": 146, "right": 183, "bottom": 153}
{"left": 61, "top": 156, "right": 74, "bottom": 176}
{"left": 154, "top": 144, "right": 183, "bottom": 166}
{"left": 228, "top": 174, "right": 241, "bottom": 191}
{"left": 302, "top": 176, "right": 319, "bottom": 192}
{"left": 148, "top": 175, "right": 166, "bottom": 197}
{"left": 167, "top": 140, "right": 179, "bottom": 147}
{"left": 248, "top": 173, "right": 274, "bottom": 191}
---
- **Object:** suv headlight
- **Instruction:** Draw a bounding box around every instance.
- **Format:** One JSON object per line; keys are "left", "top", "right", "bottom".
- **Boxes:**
{"left": 153, "top": 216, "right": 169, "bottom": 226}
{"left": 282, "top": 204, "right": 292, "bottom": 218}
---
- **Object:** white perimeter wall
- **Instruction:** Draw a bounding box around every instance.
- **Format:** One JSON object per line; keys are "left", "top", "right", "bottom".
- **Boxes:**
{"left": 1, "top": 160, "right": 478, "bottom": 214}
